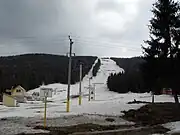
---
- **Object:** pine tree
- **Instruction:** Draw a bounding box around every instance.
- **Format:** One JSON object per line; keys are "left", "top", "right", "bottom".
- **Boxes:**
{"left": 142, "top": 0, "right": 180, "bottom": 103}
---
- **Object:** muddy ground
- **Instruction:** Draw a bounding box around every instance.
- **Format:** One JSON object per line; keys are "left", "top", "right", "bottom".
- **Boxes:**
{"left": 3, "top": 103, "right": 180, "bottom": 135}
{"left": 17, "top": 124, "right": 169, "bottom": 135}
{"left": 122, "top": 102, "right": 180, "bottom": 126}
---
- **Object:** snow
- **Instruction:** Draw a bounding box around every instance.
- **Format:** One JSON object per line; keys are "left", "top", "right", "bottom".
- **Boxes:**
{"left": 0, "top": 120, "right": 49, "bottom": 135}
{"left": 152, "top": 134, "right": 164, "bottom": 135}
{"left": 0, "top": 115, "right": 134, "bottom": 135}
{"left": 0, "top": 58, "right": 177, "bottom": 118}
{"left": 0, "top": 57, "right": 179, "bottom": 134}
{"left": 0, "top": 117, "right": 50, "bottom": 135}
{"left": 163, "top": 121, "right": 180, "bottom": 134}
{"left": 0, "top": 58, "right": 146, "bottom": 118}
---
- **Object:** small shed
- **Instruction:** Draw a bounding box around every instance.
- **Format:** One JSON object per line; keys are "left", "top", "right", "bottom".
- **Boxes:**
{"left": 6, "top": 85, "right": 28, "bottom": 103}
{"left": 3, "top": 94, "right": 19, "bottom": 107}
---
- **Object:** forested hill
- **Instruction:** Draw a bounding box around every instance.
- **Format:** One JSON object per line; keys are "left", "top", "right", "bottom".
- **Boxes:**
{"left": 107, "top": 57, "right": 147, "bottom": 93}
{"left": 111, "top": 57, "right": 145, "bottom": 73}
{"left": 0, "top": 54, "right": 97, "bottom": 93}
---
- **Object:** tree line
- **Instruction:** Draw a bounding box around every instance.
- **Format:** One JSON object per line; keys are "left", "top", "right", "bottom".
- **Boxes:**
{"left": 92, "top": 59, "right": 101, "bottom": 77}
{"left": 0, "top": 54, "right": 97, "bottom": 95}
{"left": 107, "top": 0, "right": 180, "bottom": 103}
{"left": 107, "top": 57, "right": 147, "bottom": 93}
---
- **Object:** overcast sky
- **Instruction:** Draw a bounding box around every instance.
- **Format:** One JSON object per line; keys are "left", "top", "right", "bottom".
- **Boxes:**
{"left": 0, "top": 0, "right": 154, "bottom": 57}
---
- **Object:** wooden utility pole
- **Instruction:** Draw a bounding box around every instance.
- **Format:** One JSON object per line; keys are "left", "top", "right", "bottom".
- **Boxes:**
{"left": 79, "top": 63, "right": 82, "bottom": 105}
{"left": 44, "top": 92, "right": 47, "bottom": 128}
{"left": 88, "top": 77, "right": 92, "bottom": 101}
{"left": 66, "top": 35, "right": 73, "bottom": 112}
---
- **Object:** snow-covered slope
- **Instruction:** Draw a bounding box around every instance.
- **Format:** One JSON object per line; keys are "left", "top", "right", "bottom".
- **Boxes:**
{"left": 0, "top": 58, "right": 176, "bottom": 119}
{"left": 28, "top": 58, "right": 123, "bottom": 102}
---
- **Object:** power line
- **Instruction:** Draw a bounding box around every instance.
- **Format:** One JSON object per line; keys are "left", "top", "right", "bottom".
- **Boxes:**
{"left": 0, "top": 39, "right": 141, "bottom": 50}
{"left": 75, "top": 40, "right": 140, "bottom": 49}
{"left": 1, "top": 35, "right": 142, "bottom": 48}
{"left": 72, "top": 35, "right": 142, "bottom": 46}
{"left": 4, "top": 35, "right": 68, "bottom": 39}
{"left": 0, "top": 35, "right": 143, "bottom": 54}
{"left": 75, "top": 41, "right": 141, "bottom": 52}
{"left": 71, "top": 37, "right": 141, "bottom": 50}
{"left": 75, "top": 39, "right": 140, "bottom": 49}
{"left": 0, "top": 35, "right": 141, "bottom": 49}
{"left": 0, "top": 42, "right": 142, "bottom": 54}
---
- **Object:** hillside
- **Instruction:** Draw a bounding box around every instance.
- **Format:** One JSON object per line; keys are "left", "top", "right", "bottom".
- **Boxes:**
{"left": 0, "top": 58, "right": 140, "bottom": 119}
{"left": 107, "top": 57, "right": 147, "bottom": 93}
{"left": 0, "top": 54, "right": 97, "bottom": 93}
{"left": 0, "top": 58, "right": 178, "bottom": 135}
{"left": 0, "top": 58, "right": 176, "bottom": 119}
{"left": 111, "top": 57, "right": 145, "bottom": 73}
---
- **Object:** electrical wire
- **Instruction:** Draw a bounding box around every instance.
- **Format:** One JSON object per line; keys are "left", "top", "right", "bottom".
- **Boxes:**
{"left": 0, "top": 35, "right": 143, "bottom": 54}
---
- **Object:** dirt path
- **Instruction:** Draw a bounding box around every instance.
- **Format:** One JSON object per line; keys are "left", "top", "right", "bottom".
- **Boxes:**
{"left": 2, "top": 103, "right": 179, "bottom": 135}
{"left": 0, "top": 114, "right": 132, "bottom": 135}
{"left": 17, "top": 124, "right": 169, "bottom": 135}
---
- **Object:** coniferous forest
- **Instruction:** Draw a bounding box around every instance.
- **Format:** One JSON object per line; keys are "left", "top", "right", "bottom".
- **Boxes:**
{"left": 0, "top": 54, "right": 97, "bottom": 95}
{"left": 92, "top": 59, "right": 101, "bottom": 77}
{"left": 107, "top": 57, "right": 147, "bottom": 93}
{"left": 107, "top": 0, "right": 180, "bottom": 100}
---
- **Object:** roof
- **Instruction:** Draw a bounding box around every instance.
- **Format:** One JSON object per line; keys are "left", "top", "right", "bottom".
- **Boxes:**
{"left": 3, "top": 93, "right": 16, "bottom": 100}
{"left": 14, "top": 85, "right": 26, "bottom": 92}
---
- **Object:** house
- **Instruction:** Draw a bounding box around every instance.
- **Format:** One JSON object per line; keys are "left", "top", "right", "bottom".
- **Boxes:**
{"left": 11, "top": 85, "right": 26, "bottom": 97}
{"left": 5, "top": 85, "right": 28, "bottom": 103}
{"left": 3, "top": 93, "right": 19, "bottom": 107}
{"left": 0, "top": 94, "right": 2, "bottom": 102}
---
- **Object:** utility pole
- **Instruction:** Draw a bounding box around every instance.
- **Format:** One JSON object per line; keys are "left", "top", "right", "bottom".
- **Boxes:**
{"left": 88, "top": 77, "right": 92, "bottom": 101}
{"left": 79, "top": 63, "right": 82, "bottom": 105}
{"left": 44, "top": 92, "right": 47, "bottom": 128}
{"left": 66, "top": 35, "right": 73, "bottom": 112}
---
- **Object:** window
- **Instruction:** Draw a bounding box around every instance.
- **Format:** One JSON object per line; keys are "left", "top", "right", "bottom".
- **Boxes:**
{"left": 16, "top": 89, "right": 21, "bottom": 93}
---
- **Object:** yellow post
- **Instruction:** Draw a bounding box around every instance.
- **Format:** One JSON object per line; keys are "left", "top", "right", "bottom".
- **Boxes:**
{"left": 79, "top": 95, "right": 82, "bottom": 105}
{"left": 66, "top": 35, "right": 73, "bottom": 113}
{"left": 66, "top": 99, "right": 70, "bottom": 112}
{"left": 44, "top": 96, "right": 47, "bottom": 128}
{"left": 79, "top": 64, "right": 82, "bottom": 105}
{"left": 88, "top": 78, "right": 91, "bottom": 101}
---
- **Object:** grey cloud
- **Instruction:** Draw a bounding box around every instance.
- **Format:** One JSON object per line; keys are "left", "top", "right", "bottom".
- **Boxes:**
{"left": 0, "top": 1, "right": 60, "bottom": 37}
{"left": 119, "top": 0, "right": 154, "bottom": 44}
{"left": 0, "top": 0, "right": 154, "bottom": 57}
{"left": 0, "top": 0, "right": 78, "bottom": 55}
{"left": 96, "top": 0, "right": 125, "bottom": 13}
{"left": 94, "top": 0, "right": 154, "bottom": 56}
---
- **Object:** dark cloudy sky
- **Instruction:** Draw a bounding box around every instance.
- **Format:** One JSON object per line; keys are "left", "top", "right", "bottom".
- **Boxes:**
{"left": 0, "top": 0, "right": 154, "bottom": 57}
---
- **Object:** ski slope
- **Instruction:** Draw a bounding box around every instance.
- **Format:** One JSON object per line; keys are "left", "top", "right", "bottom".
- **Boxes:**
{"left": 0, "top": 58, "right": 176, "bottom": 119}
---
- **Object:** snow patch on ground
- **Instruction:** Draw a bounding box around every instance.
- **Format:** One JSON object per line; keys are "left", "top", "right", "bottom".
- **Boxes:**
{"left": 163, "top": 121, "right": 180, "bottom": 134}
{"left": 0, "top": 117, "right": 49, "bottom": 135}
{"left": 0, "top": 115, "right": 133, "bottom": 135}
{"left": 33, "top": 114, "right": 134, "bottom": 127}
{"left": 0, "top": 58, "right": 178, "bottom": 134}
{"left": 0, "top": 58, "right": 177, "bottom": 119}
{"left": 152, "top": 134, "right": 164, "bottom": 135}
